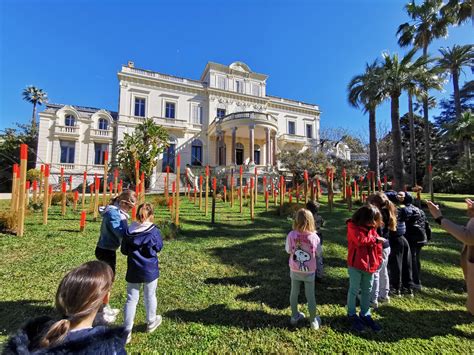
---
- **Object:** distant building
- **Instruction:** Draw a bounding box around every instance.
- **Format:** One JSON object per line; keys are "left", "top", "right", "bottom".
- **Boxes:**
{"left": 36, "top": 61, "right": 349, "bottom": 187}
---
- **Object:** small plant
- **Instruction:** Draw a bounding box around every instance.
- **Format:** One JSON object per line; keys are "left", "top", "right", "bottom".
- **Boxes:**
{"left": 0, "top": 210, "right": 18, "bottom": 234}
{"left": 156, "top": 219, "right": 179, "bottom": 240}
{"left": 50, "top": 192, "right": 75, "bottom": 205}
{"left": 154, "top": 195, "right": 169, "bottom": 207}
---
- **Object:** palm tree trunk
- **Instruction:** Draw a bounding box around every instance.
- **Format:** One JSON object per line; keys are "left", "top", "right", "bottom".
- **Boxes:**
{"left": 421, "top": 44, "right": 433, "bottom": 197}
{"left": 408, "top": 93, "right": 417, "bottom": 187}
{"left": 391, "top": 94, "right": 404, "bottom": 190}
{"left": 465, "top": 138, "right": 472, "bottom": 170}
{"left": 368, "top": 108, "right": 380, "bottom": 182}
{"left": 31, "top": 101, "right": 37, "bottom": 132}
{"left": 452, "top": 70, "right": 461, "bottom": 119}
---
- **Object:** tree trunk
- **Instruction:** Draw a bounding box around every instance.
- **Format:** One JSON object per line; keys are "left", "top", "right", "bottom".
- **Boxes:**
{"left": 368, "top": 108, "right": 380, "bottom": 182}
{"left": 421, "top": 44, "right": 432, "bottom": 194}
{"left": 465, "top": 138, "right": 472, "bottom": 171}
{"left": 391, "top": 94, "right": 404, "bottom": 190}
{"left": 408, "top": 94, "right": 417, "bottom": 187}
{"left": 31, "top": 101, "right": 37, "bottom": 132}
{"left": 453, "top": 70, "right": 461, "bottom": 120}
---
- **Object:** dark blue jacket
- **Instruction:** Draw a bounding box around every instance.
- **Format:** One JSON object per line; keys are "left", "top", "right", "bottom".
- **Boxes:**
{"left": 97, "top": 204, "right": 129, "bottom": 251}
{"left": 3, "top": 316, "right": 127, "bottom": 354}
{"left": 121, "top": 222, "right": 163, "bottom": 283}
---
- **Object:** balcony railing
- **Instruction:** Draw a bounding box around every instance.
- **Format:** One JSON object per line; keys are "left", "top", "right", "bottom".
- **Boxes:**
{"left": 55, "top": 125, "right": 80, "bottom": 136}
{"left": 219, "top": 111, "right": 278, "bottom": 125}
{"left": 278, "top": 133, "right": 307, "bottom": 143}
{"left": 91, "top": 128, "right": 113, "bottom": 139}
{"left": 122, "top": 66, "right": 205, "bottom": 88}
{"left": 153, "top": 117, "right": 189, "bottom": 129}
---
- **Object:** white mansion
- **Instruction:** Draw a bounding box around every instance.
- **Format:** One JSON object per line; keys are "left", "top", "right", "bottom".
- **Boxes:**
{"left": 36, "top": 61, "right": 350, "bottom": 187}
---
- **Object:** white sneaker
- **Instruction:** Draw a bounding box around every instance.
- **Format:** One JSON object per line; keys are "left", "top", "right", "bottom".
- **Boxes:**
{"left": 379, "top": 295, "right": 390, "bottom": 304}
{"left": 290, "top": 311, "right": 305, "bottom": 326}
{"left": 311, "top": 316, "right": 321, "bottom": 330}
{"left": 147, "top": 315, "right": 162, "bottom": 333}
{"left": 371, "top": 300, "right": 379, "bottom": 309}
{"left": 126, "top": 332, "right": 132, "bottom": 344}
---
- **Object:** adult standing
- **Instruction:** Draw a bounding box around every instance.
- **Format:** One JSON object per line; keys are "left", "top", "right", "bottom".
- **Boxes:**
{"left": 427, "top": 199, "right": 474, "bottom": 315}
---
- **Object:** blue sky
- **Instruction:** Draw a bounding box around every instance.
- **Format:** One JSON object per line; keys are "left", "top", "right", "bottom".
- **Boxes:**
{"left": 0, "top": 0, "right": 472, "bottom": 140}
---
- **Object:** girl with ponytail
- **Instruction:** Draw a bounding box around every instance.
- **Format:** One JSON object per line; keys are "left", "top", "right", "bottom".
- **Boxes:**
{"left": 4, "top": 261, "right": 127, "bottom": 354}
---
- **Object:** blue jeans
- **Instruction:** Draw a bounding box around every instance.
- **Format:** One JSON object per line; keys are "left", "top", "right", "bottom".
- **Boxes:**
{"left": 347, "top": 267, "right": 374, "bottom": 317}
{"left": 123, "top": 279, "right": 158, "bottom": 333}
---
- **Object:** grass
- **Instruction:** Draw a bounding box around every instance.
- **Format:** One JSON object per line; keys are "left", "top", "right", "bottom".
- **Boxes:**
{"left": 0, "top": 192, "right": 473, "bottom": 353}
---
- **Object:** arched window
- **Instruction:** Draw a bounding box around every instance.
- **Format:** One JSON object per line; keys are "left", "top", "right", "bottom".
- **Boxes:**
{"left": 98, "top": 118, "right": 108, "bottom": 130}
{"left": 65, "top": 115, "right": 76, "bottom": 127}
{"left": 236, "top": 142, "right": 244, "bottom": 165}
{"left": 191, "top": 139, "right": 203, "bottom": 166}
{"left": 254, "top": 144, "right": 261, "bottom": 165}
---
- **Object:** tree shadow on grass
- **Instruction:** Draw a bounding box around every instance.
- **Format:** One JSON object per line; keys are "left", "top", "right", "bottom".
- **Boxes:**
{"left": 0, "top": 300, "right": 55, "bottom": 337}
{"left": 165, "top": 304, "right": 291, "bottom": 330}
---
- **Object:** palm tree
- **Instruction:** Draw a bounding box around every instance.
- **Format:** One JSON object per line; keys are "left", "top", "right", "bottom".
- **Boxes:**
{"left": 380, "top": 49, "right": 424, "bottom": 190}
{"left": 441, "top": 0, "right": 472, "bottom": 26}
{"left": 22, "top": 86, "right": 48, "bottom": 132}
{"left": 348, "top": 61, "right": 384, "bottom": 181}
{"left": 397, "top": 0, "right": 450, "bottom": 191}
{"left": 450, "top": 110, "right": 474, "bottom": 170}
{"left": 437, "top": 45, "right": 474, "bottom": 121}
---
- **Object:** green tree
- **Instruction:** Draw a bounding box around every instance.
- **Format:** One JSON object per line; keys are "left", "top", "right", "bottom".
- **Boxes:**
{"left": 450, "top": 110, "right": 474, "bottom": 170}
{"left": 348, "top": 61, "right": 384, "bottom": 181}
{"left": 22, "top": 86, "right": 48, "bottom": 133}
{"left": 397, "top": 0, "right": 450, "bottom": 189}
{"left": 117, "top": 118, "right": 169, "bottom": 187}
{"left": 380, "top": 49, "right": 426, "bottom": 189}
{"left": 437, "top": 45, "right": 474, "bottom": 122}
{"left": 440, "top": 0, "right": 472, "bottom": 26}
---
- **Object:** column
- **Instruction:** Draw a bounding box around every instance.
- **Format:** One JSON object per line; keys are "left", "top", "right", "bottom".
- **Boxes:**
{"left": 249, "top": 124, "right": 255, "bottom": 164}
{"left": 265, "top": 127, "right": 271, "bottom": 166}
{"left": 272, "top": 132, "right": 277, "bottom": 166}
{"left": 215, "top": 132, "right": 220, "bottom": 166}
{"left": 231, "top": 127, "right": 237, "bottom": 165}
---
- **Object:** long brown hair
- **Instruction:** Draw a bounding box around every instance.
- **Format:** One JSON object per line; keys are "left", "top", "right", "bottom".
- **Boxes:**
{"left": 111, "top": 189, "right": 137, "bottom": 208}
{"left": 367, "top": 192, "right": 397, "bottom": 231}
{"left": 351, "top": 204, "right": 382, "bottom": 228}
{"left": 293, "top": 208, "right": 316, "bottom": 233}
{"left": 39, "top": 261, "right": 114, "bottom": 348}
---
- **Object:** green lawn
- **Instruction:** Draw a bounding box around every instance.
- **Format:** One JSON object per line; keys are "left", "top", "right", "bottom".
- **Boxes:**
{"left": 0, "top": 193, "right": 473, "bottom": 353}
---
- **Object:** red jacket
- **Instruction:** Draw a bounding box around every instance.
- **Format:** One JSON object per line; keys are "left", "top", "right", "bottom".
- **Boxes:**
{"left": 347, "top": 219, "right": 382, "bottom": 273}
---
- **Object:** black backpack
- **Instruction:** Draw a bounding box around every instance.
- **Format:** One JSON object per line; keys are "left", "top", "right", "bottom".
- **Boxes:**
{"left": 405, "top": 205, "right": 431, "bottom": 244}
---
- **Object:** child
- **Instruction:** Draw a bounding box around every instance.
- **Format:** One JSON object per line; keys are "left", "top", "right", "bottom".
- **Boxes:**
{"left": 346, "top": 205, "right": 384, "bottom": 332}
{"left": 4, "top": 261, "right": 127, "bottom": 354}
{"left": 95, "top": 189, "right": 137, "bottom": 323}
{"left": 306, "top": 201, "right": 325, "bottom": 281}
{"left": 121, "top": 203, "right": 163, "bottom": 344}
{"left": 285, "top": 208, "right": 321, "bottom": 329}
{"left": 367, "top": 192, "right": 396, "bottom": 308}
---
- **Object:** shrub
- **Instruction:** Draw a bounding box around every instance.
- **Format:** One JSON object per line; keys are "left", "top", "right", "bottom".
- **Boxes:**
{"left": 156, "top": 219, "right": 179, "bottom": 240}
{"left": 0, "top": 210, "right": 18, "bottom": 234}
{"left": 154, "top": 195, "right": 169, "bottom": 207}
{"left": 50, "top": 192, "right": 75, "bottom": 205}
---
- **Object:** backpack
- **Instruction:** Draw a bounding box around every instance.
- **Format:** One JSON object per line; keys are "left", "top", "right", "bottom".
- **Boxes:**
{"left": 405, "top": 205, "right": 430, "bottom": 244}
{"left": 288, "top": 232, "right": 317, "bottom": 274}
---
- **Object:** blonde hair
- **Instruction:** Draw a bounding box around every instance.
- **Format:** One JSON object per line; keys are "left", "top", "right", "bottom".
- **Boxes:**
{"left": 137, "top": 202, "right": 154, "bottom": 223}
{"left": 39, "top": 261, "right": 113, "bottom": 348}
{"left": 112, "top": 189, "right": 137, "bottom": 207}
{"left": 293, "top": 208, "right": 316, "bottom": 233}
{"left": 367, "top": 192, "right": 397, "bottom": 231}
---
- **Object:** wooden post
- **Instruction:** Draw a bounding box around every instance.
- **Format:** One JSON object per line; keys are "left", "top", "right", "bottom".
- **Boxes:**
{"left": 304, "top": 170, "right": 308, "bottom": 203}
{"left": 32, "top": 180, "right": 38, "bottom": 204}
{"left": 10, "top": 164, "right": 18, "bottom": 213}
{"left": 279, "top": 175, "right": 284, "bottom": 208}
{"left": 175, "top": 154, "right": 181, "bottom": 226}
{"left": 69, "top": 175, "right": 73, "bottom": 193}
{"left": 81, "top": 171, "right": 87, "bottom": 210}
{"left": 42, "top": 164, "right": 50, "bottom": 225}
{"left": 254, "top": 167, "right": 258, "bottom": 206}
{"left": 316, "top": 178, "right": 320, "bottom": 202}
{"left": 250, "top": 177, "right": 254, "bottom": 220}
{"left": 131, "top": 206, "right": 137, "bottom": 222}
{"left": 239, "top": 166, "right": 243, "bottom": 214}
{"left": 194, "top": 184, "right": 197, "bottom": 205}
{"left": 165, "top": 165, "right": 170, "bottom": 201}
{"left": 348, "top": 185, "right": 353, "bottom": 211}
{"left": 383, "top": 175, "right": 387, "bottom": 191}
{"left": 211, "top": 177, "right": 216, "bottom": 224}
{"left": 223, "top": 185, "right": 227, "bottom": 203}
{"left": 378, "top": 179, "right": 382, "bottom": 192}
{"left": 25, "top": 180, "right": 30, "bottom": 207}
{"left": 73, "top": 190, "right": 79, "bottom": 211}
{"left": 39, "top": 164, "right": 44, "bottom": 200}
{"left": 342, "top": 168, "right": 347, "bottom": 200}
{"left": 89, "top": 184, "right": 95, "bottom": 213}
{"left": 61, "top": 181, "right": 67, "bottom": 216}
{"left": 205, "top": 165, "right": 210, "bottom": 216}
{"left": 119, "top": 180, "right": 123, "bottom": 194}
{"left": 113, "top": 168, "right": 118, "bottom": 197}
{"left": 102, "top": 151, "right": 109, "bottom": 206}
{"left": 230, "top": 169, "right": 234, "bottom": 208}
{"left": 48, "top": 185, "right": 53, "bottom": 208}
{"left": 199, "top": 175, "right": 203, "bottom": 210}
{"left": 93, "top": 175, "right": 100, "bottom": 221}
{"left": 135, "top": 160, "right": 140, "bottom": 192}
{"left": 79, "top": 210, "right": 87, "bottom": 232}
{"left": 60, "top": 167, "right": 64, "bottom": 186}
{"left": 140, "top": 172, "right": 145, "bottom": 204}
{"left": 265, "top": 188, "right": 269, "bottom": 211}
{"left": 188, "top": 184, "right": 191, "bottom": 201}
{"left": 310, "top": 178, "right": 314, "bottom": 201}
{"left": 17, "top": 145, "right": 27, "bottom": 236}
{"left": 172, "top": 181, "right": 176, "bottom": 219}
{"left": 289, "top": 188, "right": 293, "bottom": 203}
